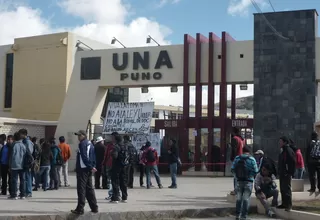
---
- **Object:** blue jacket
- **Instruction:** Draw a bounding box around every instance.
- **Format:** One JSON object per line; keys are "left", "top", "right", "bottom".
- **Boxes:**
{"left": 231, "top": 154, "right": 258, "bottom": 182}
{"left": 0, "top": 144, "right": 9, "bottom": 165}
{"left": 11, "top": 140, "right": 27, "bottom": 170}
{"left": 23, "top": 138, "right": 34, "bottom": 154}
{"left": 51, "top": 145, "right": 61, "bottom": 166}
{"left": 76, "top": 139, "right": 96, "bottom": 171}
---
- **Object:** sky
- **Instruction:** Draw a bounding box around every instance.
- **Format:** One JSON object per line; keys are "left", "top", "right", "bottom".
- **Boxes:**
{"left": 0, "top": 0, "right": 319, "bottom": 106}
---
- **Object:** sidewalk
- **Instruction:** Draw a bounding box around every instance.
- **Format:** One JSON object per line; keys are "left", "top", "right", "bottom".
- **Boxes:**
{"left": 0, "top": 176, "right": 234, "bottom": 216}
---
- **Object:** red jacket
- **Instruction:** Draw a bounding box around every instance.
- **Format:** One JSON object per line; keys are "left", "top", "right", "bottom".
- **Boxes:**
{"left": 102, "top": 143, "right": 114, "bottom": 168}
{"left": 295, "top": 149, "right": 305, "bottom": 168}
{"left": 141, "top": 147, "right": 159, "bottom": 166}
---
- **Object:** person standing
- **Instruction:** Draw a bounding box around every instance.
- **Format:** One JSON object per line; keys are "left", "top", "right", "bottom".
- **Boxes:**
{"left": 58, "top": 136, "right": 71, "bottom": 187}
{"left": 306, "top": 131, "right": 320, "bottom": 192}
{"left": 110, "top": 134, "right": 129, "bottom": 203}
{"left": 71, "top": 130, "right": 98, "bottom": 215}
{"left": 289, "top": 141, "right": 305, "bottom": 179}
{"left": 168, "top": 139, "right": 179, "bottom": 189}
{"left": 18, "top": 129, "right": 34, "bottom": 198}
{"left": 230, "top": 127, "right": 245, "bottom": 195}
{"left": 8, "top": 132, "right": 27, "bottom": 199}
{"left": 0, "top": 135, "right": 13, "bottom": 195}
{"left": 49, "top": 138, "right": 61, "bottom": 190}
{"left": 142, "top": 141, "right": 163, "bottom": 189}
{"left": 277, "top": 136, "right": 296, "bottom": 211}
{"left": 232, "top": 145, "right": 258, "bottom": 220}
{"left": 31, "top": 137, "right": 40, "bottom": 186}
{"left": 124, "top": 135, "right": 137, "bottom": 189}
{"left": 94, "top": 136, "right": 106, "bottom": 189}
{"left": 33, "top": 141, "right": 52, "bottom": 191}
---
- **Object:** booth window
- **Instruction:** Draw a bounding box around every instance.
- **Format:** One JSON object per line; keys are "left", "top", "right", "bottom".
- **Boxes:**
{"left": 81, "top": 57, "right": 101, "bottom": 80}
{"left": 4, "top": 53, "right": 14, "bottom": 109}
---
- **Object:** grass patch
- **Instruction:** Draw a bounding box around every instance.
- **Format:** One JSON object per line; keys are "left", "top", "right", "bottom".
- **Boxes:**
{"left": 293, "top": 200, "right": 320, "bottom": 214}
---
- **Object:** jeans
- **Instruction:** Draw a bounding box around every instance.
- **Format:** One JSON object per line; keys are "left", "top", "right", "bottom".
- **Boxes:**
{"left": 233, "top": 177, "right": 238, "bottom": 193}
{"left": 36, "top": 166, "right": 50, "bottom": 189}
{"left": 111, "top": 167, "right": 128, "bottom": 201}
{"left": 308, "top": 163, "right": 320, "bottom": 190}
{"left": 127, "top": 164, "right": 134, "bottom": 188}
{"left": 256, "top": 189, "right": 279, "bottom": 213}
{"left": 25, "top": 169, "right": 32, "bottom": 195}
{"left": 76, "top": 169, "right": 98, "bottom": 212}
{"left": 58, "top": 161, "right": 69, "bottom": 185}
{"left": 294, "top": 168, "right": 305, "bottom": 179}
{"left": 1, "top": 164, "right": 10, "bottom": 195}
{"left": 10, "top": 169, "right": 25, "bottom": 197}
{"left": 145, "top": 165, "right": 161, "bottom": 187}
{"left": 236, "top": 181, "right": 253, "bottom": 219}
{"left": 50, "top": 165, "right": 59, "bottom": 189}
{"left": 170, "top": 163, "right": 177, "bottom": 186}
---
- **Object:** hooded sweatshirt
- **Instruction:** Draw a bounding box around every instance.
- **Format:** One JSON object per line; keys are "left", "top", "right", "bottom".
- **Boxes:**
{"left": 295, "top": 149, "right": 305, "bottom": 169}
{"left": 230, "top": 135, "right": 245, "bottom": 161}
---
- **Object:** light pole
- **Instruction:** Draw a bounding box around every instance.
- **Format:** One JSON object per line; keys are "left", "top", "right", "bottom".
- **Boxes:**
{"left": 146, "top": 35, "right": 161, "bottom": 46}
{"left": 111, "top": 37, "right": 126, "bottom": 48}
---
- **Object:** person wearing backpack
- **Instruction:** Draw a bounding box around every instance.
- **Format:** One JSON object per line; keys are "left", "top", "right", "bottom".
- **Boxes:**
{"left": 18, "top": 129, "right": 34, "bottom": 198}
{"left": 142, "top": 141, "right": 163, "bottom": 189}
{"left": 110, "top": 134, "right": 129, "bottom": 203}
{"left": 49, "top": 138, "right": 61, "bottom": 190}
{"left": 277, "top": 136, "right": 296, "bottom": 211}
{"left": 306, "top": 131, "right": 320, "bottom": 192}
{"left": 9, "top": 132, "right": 27, "bottom": 199}
{"left": 168, "top": 139, "right": 179, "bottom": 189}
{"left": 124, "top": 135, "right": 137, "bottom": 189}
{"left": 230, "top": 127, "right": 245, "bottom": 196}
{"left": 231, "top": 145, "right": 259, "bottom": 220}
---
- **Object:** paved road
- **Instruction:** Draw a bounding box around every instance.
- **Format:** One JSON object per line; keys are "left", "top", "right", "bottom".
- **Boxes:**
{"left": 0, "top": 175, "right": 311, "bottom": 216}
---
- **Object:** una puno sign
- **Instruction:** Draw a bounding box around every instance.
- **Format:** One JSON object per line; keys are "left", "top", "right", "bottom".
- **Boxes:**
{"left": 112, "top": 50, "right": 173, "bottom": 81}
{"left": 103, "top": 102, "right": 154, "bottom": 134}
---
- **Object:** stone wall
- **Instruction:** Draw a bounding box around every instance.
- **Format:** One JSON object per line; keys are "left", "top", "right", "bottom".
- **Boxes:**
{"left": 253, "top": 10, "right": 317, "bottom": 159}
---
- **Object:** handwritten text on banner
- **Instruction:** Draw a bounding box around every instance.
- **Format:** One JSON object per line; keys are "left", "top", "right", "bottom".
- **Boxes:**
{"left": 103, "top": 102, "right": 154, "bottom": 134}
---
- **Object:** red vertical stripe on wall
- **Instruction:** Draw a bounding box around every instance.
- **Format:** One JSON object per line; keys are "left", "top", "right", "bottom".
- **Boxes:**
{"left": 195, "top": 33, "right": 208, "bottom": 171}
{"left": 231, "top": 84, "right": 236, "bottom": 119}
{"left": 182, "top": 34, "right": 195, "bottom": 167}
{"left": 207, "top": 32, "right": 220, "bottom": 171}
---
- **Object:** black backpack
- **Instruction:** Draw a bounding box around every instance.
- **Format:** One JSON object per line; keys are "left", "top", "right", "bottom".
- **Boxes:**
{"left": 55, "top": 147, "right": 64, "bottom": 166}
{"left": 146, "top": 148, "right": 156, "bottom": 163}
{"left": 127, "top": 144, "right": 138, "bottom": 164}
{"left": 32, "top": 144, "right": 40, "bottom": 161}
{"left": 117, "top": 144, "right": 130, "bottom": 167}
{"left": 234, "top": 156, "right": 250, "bottom": 181}
{"left": 24, "top": 146, "right": 35, "bottom": 170}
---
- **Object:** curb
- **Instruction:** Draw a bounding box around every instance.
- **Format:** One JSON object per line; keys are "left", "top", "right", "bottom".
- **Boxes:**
{"left": 0, "top": 206, "right": 258, "bottom": 220}
{"left": 275, "top": 209, "right": 320, "bottom": 220}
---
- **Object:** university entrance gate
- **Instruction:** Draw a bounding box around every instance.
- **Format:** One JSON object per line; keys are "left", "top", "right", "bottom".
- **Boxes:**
{"left": 55, "top": 9, "right": 319, "bottom": 171}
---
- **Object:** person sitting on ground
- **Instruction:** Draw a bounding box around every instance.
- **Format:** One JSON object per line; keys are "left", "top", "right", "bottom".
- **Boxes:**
{"left": 255, "top": 164, "right": 279, "bottom": 218}
{"left": 232, "top": 145, "right": 258, "bottom": 220}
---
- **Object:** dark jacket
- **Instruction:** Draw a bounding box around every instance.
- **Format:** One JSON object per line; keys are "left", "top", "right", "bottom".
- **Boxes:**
{"left": 168, "top": 144, "right": 179, "bottom": 164}
{"left": 125, "top": 140, "right": 137, "bottom": 165}
{"left": 51, "top": 145, "right": 61, "bottom": 166}
{"left": 76, "top": 139, "right": 96, "bottom": 171}
{"left": 40, "top": 146, "right": 53, "bottom": 166}
{"left": 94, "top": 141, "right": 106, "bottom": 168}
{"left": 111, "top": 142, "right": 124, "bottom": 169}
{"left": 306, "top": 140, "right": 320, "bottom": 165}
{"left": 230, "top": 135, "right": 244, "bottom": 161}
{"left": 278, "top": 144, "right": 296, "bottom": 177}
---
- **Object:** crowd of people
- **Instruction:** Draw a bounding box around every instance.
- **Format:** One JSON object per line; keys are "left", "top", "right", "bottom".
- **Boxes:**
{"left": 230, "top": 127, "right": 320, "bottom": 220}
{"left": 0, "top": 130, "right": 71, "bottom": 199}
{"left": 71, "top": 130, "right": 179, "bottom": 214}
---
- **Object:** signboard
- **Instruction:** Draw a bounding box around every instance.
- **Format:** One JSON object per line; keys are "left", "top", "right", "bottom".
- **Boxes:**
{"left": 112, "top": 50, "right": 173, "bottom": 82}
{"left": 231, "top": 120, "right": 248, "bottom": 127}
{"left": 132, "top": 133, "right": 161, "bottom": 156}
{"left": 164, "top": 120, "right": 178, "bottom": 128}
{"left": 103, "top": 102, "right": 154, "bottom": 134}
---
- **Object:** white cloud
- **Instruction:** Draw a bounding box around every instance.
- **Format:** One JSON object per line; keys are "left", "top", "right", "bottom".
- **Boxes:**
{"left": 157, "top": 0, "right": 181, "bottom": 8}
{"left": 0, "top": 0, "right": 253, "bottom": 106}
{"left": 227, "top": 0, "right": 269, "bottom": 16}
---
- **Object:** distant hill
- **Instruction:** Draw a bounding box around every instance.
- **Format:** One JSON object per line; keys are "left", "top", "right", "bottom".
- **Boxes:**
{"left": 214, "top": 96, "right": 253, "bottom": 110}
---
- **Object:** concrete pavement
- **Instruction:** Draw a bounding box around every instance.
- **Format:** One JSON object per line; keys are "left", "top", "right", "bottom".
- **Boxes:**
{"left": 0, "top": 175, "right": 312, "bottom": 218}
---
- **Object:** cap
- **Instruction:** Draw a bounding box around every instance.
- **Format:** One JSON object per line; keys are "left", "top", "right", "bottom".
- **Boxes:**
{"left": 96, "top": 136, "right": 104, "bottom": 143}
{"left": 74, "top": 130, "right": 87, "bottom": 136}
{"left": 254, "top": 150, "right": 264, "bottom": 155}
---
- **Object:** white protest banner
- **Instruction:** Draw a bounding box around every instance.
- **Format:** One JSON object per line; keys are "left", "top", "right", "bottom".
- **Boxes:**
{"left": 103, "top": 102, "right": 154, "bottom": 134}
{"left": 132, "top": 133, "right": 161, "bottom": 156}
